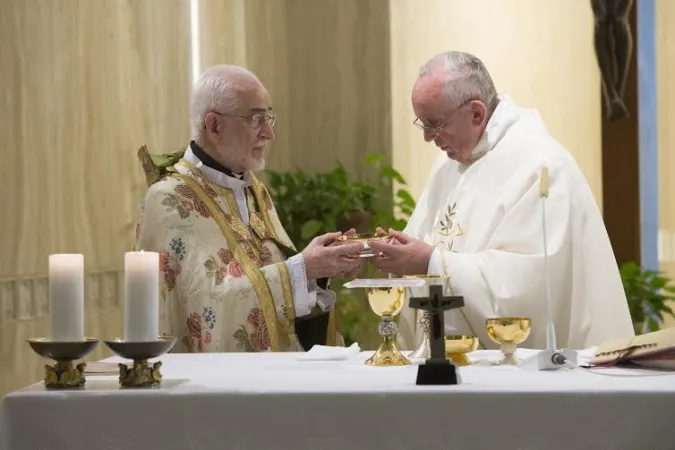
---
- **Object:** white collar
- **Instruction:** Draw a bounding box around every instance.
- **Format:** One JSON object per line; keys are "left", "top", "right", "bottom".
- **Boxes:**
{"left": 183, "top": 146, "right": 252, "bottom": 190}
{"left": 466, "top": 94, "right": 522, "bottom": 164}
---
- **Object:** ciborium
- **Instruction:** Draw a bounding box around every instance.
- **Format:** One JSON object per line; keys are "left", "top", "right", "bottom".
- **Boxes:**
{"left": 104, "top": 336, "right": 176, "bottom": 387}
{"left": 27, "top": 337, "right": 100, "bottom": 388}
{"left": 486, "top": 317, "right": 531, "bottom": 365}
{"left": 334, "top": 232, "right": 390, "bottom": 258}
{"left": 405, "top": 275, "right": 451, "bottom": 359}
{"left": 444, "top": 335, "right": 479, "bottom": 366}
{"left": 344, "top": 278, "right": 424, "bottom": 366}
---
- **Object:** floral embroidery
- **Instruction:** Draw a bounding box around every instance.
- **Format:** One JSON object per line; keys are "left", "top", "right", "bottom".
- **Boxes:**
{"left": 203, "top": 305, "right": 216, "bottom": 329}
{"left": 174, "top": 184, "right": 210, "bottom": 218}
{"left": 204, "top": 248, "right": 238, "bottom": 285}
{"left": 232, "top": 308, "right": 271, "bottom": 352}
{"left": 161, "top": 194, "right": 192, "bottom": 219}
{"left": 169, "top": 237, "right": 186, "bottom": 260}
{"left": 159, "top": 249, "right": 182, "bottom": 291}
{"left": 233, "top": 326, "right": 254, "bottom": 351}
{"left": 229, "top": 261, "right": 244, "bottom": 278}
{"left": 218, "top": 248, "right": 233, "bottom": 265}
{"left": 436, "top": 202, "right": 464, "bottom": 251}
{"left": 183, "top": 312, "right": 212, "bottom": 352}
{"left": 259, "top": 245, "right": 273, "bottom": 266}
{"left": 248, "top": 308, "right": 270, "bottom": 350}
{"left": 204, "top": 256, "right": 227, "bottom": 285}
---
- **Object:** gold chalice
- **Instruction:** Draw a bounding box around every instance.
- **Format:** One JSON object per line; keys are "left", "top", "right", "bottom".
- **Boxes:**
{"left": 364, "top": 286, "right": 410, "bottom": 366}
{"left": 486, "top": 317, "right": 531, "bottom": 365}
{"left": 334, "top": 232, "right": 390, "bottom": 258}
{"left": 444, "top": 335, "right": 479, "bottom": 366}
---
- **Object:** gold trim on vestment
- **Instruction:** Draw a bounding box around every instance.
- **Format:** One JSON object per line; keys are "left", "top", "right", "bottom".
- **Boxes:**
{"left": 326, "top": 309, "right": 337, "bottom": 347}
{"left": 172, "top": 172, "right": 283, "bottom": 352}
{"left": 278, "top": 262, "right": 295, "bottom": 324}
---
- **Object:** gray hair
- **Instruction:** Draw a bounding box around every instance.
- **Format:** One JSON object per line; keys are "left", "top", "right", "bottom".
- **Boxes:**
{"left": 189, "top": 64, "right": 261, "bottom": 140}
{"left": 419, "top": 51, "right": 498, "bottom": 111}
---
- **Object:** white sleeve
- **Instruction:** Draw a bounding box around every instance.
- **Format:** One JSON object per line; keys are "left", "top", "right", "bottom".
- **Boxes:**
{"left": 284, "top": 253, "right": 317, "bottom": 317}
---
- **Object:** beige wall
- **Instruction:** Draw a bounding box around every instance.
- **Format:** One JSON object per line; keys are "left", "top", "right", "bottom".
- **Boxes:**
{"left": 0, "top": 0, "right": 192, "bottom": 397}
{"left": 390, "top": 0, "right": 603, "bottom": 205}
{"left": 657, "top": 0, "right": 675, "bottom": 327}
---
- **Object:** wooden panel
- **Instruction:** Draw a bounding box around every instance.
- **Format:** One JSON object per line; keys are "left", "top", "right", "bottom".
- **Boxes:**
{"left": 0, "top": 0, "right": 190, "bottom": 397}
{"left": 601, "top": 5, "right": 640, "bottom": 267}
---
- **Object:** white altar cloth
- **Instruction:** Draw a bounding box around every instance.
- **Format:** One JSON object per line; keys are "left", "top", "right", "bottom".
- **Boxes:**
{"left": 2, "top": 349, "right": 675, "bottom": 450}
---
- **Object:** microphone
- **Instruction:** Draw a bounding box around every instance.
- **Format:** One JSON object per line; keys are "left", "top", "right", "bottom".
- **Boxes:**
{"left": 536, "top": 166, "right": 578, "bottom": 371}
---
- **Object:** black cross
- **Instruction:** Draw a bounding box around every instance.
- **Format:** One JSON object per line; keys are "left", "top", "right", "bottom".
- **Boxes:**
{"left": 409, "top": 285, "right": 465, "bottom": 362}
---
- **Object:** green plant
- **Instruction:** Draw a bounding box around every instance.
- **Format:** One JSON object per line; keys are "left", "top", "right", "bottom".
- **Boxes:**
{"left": 266, "top": 154, "right": 416, "bottom": 250}
{"left": 619, "top": 261, "right": 675, "bottom": 334}
{"left": 265, "top": 154, "right": 417, "bottom": 347}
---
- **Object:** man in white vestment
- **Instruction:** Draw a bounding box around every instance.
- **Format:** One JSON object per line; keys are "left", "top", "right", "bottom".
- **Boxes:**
{"left": 370, "top": 51, "right": 635, "bottom": 350}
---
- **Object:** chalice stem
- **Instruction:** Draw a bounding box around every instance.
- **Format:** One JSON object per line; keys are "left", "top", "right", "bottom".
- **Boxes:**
{"left": 501, "top": 343, "right": 518, "bottom": 365}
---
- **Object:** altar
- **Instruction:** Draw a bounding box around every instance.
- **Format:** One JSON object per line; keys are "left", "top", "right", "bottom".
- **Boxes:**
{"left": 2, "top": 349, "right": 675, "bottom": 450}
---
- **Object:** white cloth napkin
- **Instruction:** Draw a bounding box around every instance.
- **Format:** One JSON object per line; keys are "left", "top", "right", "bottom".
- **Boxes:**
{"left": 296, "top": 343, "right": 361, "bottom": 361}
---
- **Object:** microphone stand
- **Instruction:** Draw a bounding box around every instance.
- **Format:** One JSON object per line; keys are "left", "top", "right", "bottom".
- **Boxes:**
{"left": 536, "top": 166, "right": 578, "bottom": 370}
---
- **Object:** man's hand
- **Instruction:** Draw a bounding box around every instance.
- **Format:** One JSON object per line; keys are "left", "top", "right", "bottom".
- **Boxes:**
{"left": 368, "top": 229, "right": 434, "bottom": 276}
{"left": 302, "top": 231, "right": 364, "bottom": 280}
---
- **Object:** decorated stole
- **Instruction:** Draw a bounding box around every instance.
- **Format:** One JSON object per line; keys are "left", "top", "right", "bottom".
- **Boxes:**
{"left": 171, "top": 169, "right": 287, "bottom": 352}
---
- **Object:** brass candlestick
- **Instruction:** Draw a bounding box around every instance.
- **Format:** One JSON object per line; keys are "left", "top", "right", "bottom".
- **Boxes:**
{"left": 104, "top": 336, "right": 176, "bottom": 387}
{"left": 27, "top": 337, "right": 100, "bottom": 389}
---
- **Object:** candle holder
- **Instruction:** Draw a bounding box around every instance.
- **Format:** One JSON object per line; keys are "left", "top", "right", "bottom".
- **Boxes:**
{"left": 104, "top": 336, "right": 176, "bottom": 388}
{"left": 27, "top": 337, "right": 100, "bottom": 389}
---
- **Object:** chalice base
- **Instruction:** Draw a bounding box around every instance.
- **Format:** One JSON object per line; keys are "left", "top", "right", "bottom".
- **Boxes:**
{"left": 416, "top": 359, "right": 461, "bottom": 385}
{"left": 44, "top": 360, "right": 87, "bottom": 389}
{"left": 447, "top": 352, "right": 472, "bottom": 366}
{"left": 365, "top": 335, "right": 411, "bottom": 366}
{"left": 494, "top": 343, "right": 520, "bottom": 366}
{"left": 118, "top": 360, "right": 163, "bottom": 388}
{"left": 409, "top": 335, "right": 431, "bottom": 359}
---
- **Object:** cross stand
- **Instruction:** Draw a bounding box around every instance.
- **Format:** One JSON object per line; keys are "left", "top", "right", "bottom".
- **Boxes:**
{"left": 409, "top": 285, "right": 465, "bottom": 385}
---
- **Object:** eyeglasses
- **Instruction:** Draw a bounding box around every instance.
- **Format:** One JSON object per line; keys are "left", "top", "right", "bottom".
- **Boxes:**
{"left": 211, "top": 111, "right": 277, "bottom": 129}
{"left": 413, "top": 99, "right": 473, "bottom": 134}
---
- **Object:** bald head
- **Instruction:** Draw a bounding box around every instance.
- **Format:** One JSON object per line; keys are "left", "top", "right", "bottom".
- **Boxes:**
{"left": 189, "top": 65, "right": 263, "bottom": 141}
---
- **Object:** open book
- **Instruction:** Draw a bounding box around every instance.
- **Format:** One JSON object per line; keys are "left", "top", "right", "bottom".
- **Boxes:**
{"left": 589, "top": 327, "right": 675, "bottom": 370}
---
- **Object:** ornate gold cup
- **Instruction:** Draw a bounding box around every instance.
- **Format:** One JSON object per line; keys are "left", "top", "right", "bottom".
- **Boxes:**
{"left": 486, "top": 317, "right": 531, "bottom": 365}
{"left": 27, "top": 337, "right": 100, "bottom": 388}
{"left": 364, "top": 286, "right": 411, "bottom": 366}
{"left": 104, "top": 336, "right": 176, "bottom": 387}
{"left": 334, "top": 232, "right": 390, "bottom": 258}
{"left": 405, "top": 275, "right": 451, "bottom": 359}
{"left": 444, "top": 335, "right": 479, "bottom": 366}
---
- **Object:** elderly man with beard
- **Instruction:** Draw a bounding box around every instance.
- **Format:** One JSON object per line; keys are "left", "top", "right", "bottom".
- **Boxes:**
{"left": 136, "top": 65, "right": 363, "bottom": 353}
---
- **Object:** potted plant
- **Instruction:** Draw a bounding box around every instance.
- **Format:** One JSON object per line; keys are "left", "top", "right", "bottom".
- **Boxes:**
{"left": 266, "top": 154, "right": 415, "bottom": 249}
{"left": 265, "top": 154, "right": 417, "bottom": 347}
{"left": 619, "top": 261, "right": 675, "bottom": 334}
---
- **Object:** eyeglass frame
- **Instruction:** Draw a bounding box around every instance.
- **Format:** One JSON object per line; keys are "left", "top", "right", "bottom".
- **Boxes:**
{"left": 206, "top": 111, "right": 277, "bottom": 130}
{"left": 412, "top": 98, "right": 475, "bottom": 134}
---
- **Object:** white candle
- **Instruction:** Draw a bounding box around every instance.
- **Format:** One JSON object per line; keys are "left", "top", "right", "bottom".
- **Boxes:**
{"left": 49, "top": 254, "right": 85, "bottom": 342}
{"left": 124, "top": 251, "right": 159, "bottom": 342}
